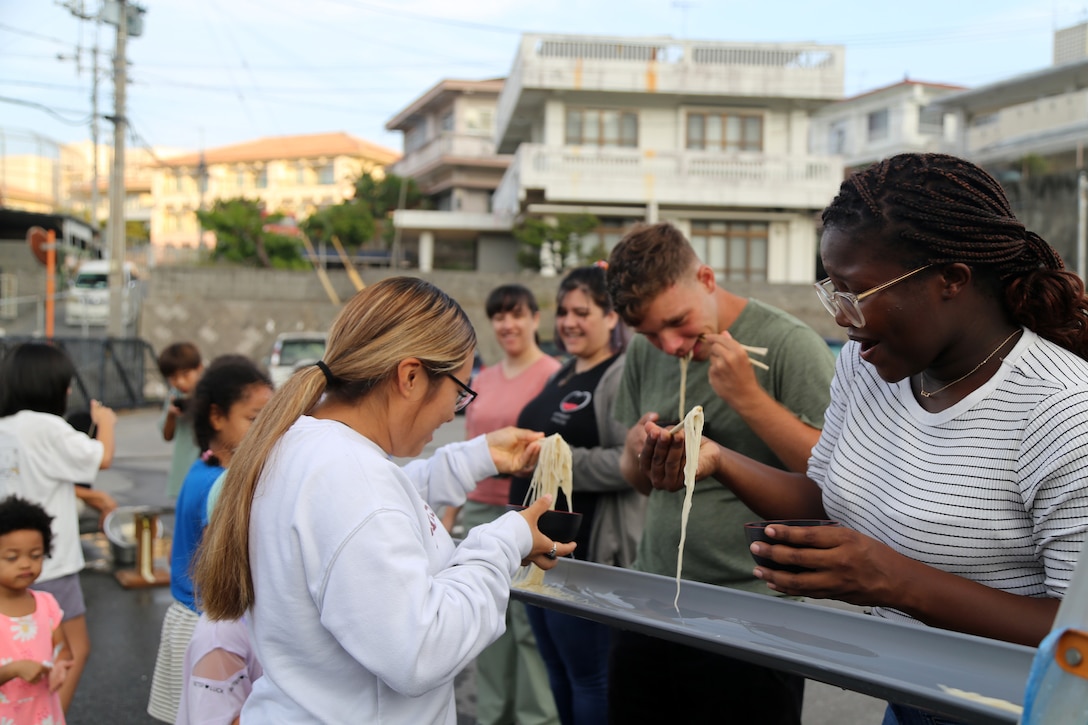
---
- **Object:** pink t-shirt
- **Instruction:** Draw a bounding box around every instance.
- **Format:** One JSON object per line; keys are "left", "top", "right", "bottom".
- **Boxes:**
{"left": 0, "top": 589, "right": 65, "bottom": 725}
{"left": 464, "top": 355, "right": 561, "bottom": 505}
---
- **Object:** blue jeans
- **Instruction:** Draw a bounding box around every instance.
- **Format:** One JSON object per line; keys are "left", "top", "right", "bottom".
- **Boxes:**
{"left": 882, "top": 703, "right": 967, "bottom": 725}
{"left": 525, "top": 605, "right": 610, "bottom": 725}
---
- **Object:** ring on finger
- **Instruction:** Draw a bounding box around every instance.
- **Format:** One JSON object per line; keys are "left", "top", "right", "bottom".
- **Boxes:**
{"left": 545, "top": 542, "right": 558, "bottom": 560}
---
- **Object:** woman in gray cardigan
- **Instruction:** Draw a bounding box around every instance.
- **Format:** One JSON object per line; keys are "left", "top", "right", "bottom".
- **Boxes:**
{"left": 509, "top": 264, "right": 646, "bottom": 725}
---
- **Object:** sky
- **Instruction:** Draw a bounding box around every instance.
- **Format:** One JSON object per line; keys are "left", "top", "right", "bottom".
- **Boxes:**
{"left": 1, "top": 0, "right": 1087, "bottom": 160}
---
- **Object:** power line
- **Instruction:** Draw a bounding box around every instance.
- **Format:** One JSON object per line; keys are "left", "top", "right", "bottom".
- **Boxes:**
{"left": 125, "top": 116, "right": 168, "bottom": 166}
{"left": 316, "top": 0, "right": 526, "bottom": 35}
{"left": 0, "top": 77, "right": 89, "bottom": 92}
{"left": 0, "top": 95, "right": 93, "bottom": 125}
{"left": 131, "top": 72, "right": 418, "bottom": 94}
{"left": 0, "top": 21, "right": 72, "bottom": 46}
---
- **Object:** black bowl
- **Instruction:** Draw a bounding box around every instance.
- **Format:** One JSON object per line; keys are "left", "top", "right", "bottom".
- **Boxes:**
{"left": 507, "top": 505, "right": 584, "bottom": 543}
{"left": 743, "top": 519, "right": 839, "bottom": 573}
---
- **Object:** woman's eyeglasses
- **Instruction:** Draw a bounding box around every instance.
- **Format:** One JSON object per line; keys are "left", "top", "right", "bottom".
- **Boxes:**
{"left": 446, "top": 373, "right": 478, "bottom": 412}
{"left": 814, "top": 264, "right": 931, "bottom": 328}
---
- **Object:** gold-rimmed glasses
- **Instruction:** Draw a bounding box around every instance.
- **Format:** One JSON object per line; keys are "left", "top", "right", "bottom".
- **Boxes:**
{"left": 814, "top": 265, "right": 931, "bottom": 328}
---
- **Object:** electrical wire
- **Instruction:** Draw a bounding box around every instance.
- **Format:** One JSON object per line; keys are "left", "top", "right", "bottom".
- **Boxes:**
{"left": 316, "top": 0, "right": 526, "bottom": 35}
{"left": 0, "top": 22, "right": 71, "bottom": 46}
{"left": 0, "top": 96, "right": 93, "bottom": 125}
{"left": 0, "top": 78, "right": 89, "bottom": 92}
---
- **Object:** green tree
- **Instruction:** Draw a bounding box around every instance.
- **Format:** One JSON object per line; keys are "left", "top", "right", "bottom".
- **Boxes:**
{"left": 300, "top": 171, "right": 427, "bottom": 252}
{"left": 353, "top": 171, "right": 427, "bottom": 246}
{"left": 300, "top": 200, "right": 376, "bottom": 248}
{"left": 514, "top": 214, "right": 600, "bottom": 271}
{"left": 197, "top": 198, "right": 307, "bottom": 269}
{"left": 125, "top": 220, "right": 150, "bottom": 245}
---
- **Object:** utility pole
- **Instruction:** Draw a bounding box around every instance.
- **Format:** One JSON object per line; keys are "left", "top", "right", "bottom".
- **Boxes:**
{"left": 196, "top": 138, "right": 207, "bottom": 251}
{"left": 90, "top": 31, "right": 101, "bottom": 235}
{"left": 106, "top": 0, "right": 127, "bottom": 337}
{"left": 60, "top": 3, "right": 104, "bottom": 256}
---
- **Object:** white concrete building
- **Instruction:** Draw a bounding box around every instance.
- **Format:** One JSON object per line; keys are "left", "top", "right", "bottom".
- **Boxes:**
{"left": 927, "top": 22, "right": 1088, "bottom": 175}
{"left": 809, "top": 80, "right": 964, "bottom": 173}
{"left": 385, "top": 79, "right": 516, "bottom": 272}
{"left": 486, "top": 33, "right": 846, "bottom": 283}
{"left": 932, "top": 58, "right": 1088, "bottom": 175}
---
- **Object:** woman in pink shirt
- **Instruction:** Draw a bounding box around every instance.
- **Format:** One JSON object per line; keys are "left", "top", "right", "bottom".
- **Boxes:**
{"left": 445, "top": 284, "right": 561, "bottom": 725}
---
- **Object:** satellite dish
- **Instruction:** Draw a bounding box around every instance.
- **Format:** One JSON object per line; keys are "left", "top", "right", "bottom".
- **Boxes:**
{"left": 26, "top": 226, "right": 50, "bottom": 266}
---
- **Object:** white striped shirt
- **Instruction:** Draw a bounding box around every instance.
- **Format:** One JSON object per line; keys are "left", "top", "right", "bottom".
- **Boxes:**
{"left": 810, "top": 329, "right": 1088, "bottom": 623}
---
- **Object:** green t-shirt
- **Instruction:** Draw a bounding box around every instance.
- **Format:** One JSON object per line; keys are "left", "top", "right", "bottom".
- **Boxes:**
{"left": 614, "top": 298, "right": 835, "bottom": 594}
{"left": 160, "top": 391, "right": 200, "bottom": 499}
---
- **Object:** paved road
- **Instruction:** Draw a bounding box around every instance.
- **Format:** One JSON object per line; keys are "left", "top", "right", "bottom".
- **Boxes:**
{"left": 68, "top": 407, "right": 885, "bottom": 724}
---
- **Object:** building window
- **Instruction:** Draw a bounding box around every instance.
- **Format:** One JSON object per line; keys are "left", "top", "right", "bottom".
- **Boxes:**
{"left": 405, "top": 122, "right": 428, "bottom": 153}
{"left": 236, "top": 170, "right": 249, "bottom": 190}
{"left": 580, "top": 218, "right": 641, "bottom": 259}
{"left": 690, "top": 221, "right": 768, "bottom": 281}
{"left": 828, "top": 120, "right": 847, "bottom": 155}
{"left": 256, "top": 167, "right": 268, "bottom": 189}
{"left": 686, "top": 112, "right": 762, "bottom": 152}
{"left": 918, "top": 106, "right": 944, "bottom": 135}
{"left": 867, "top": 108, "right": 890, "bottom": 142}
{"left": 440, "top": 110, "right": 454, "bottom": 132}
{"left": 317, "top": 163, "right": 335, "bottom": 185}
{"left": 465, "top": 107, "right": 494, "bottom": 134}
{"left": 565, "top": 109, "right": 638, "bottom": 147}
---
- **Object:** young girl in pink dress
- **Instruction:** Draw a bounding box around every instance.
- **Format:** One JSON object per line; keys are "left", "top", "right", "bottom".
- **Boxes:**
{"left": 0, "top": 495, "right": 73, "bottom": 724}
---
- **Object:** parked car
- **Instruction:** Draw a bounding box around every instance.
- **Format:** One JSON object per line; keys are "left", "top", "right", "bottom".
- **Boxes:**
{"left": 267, "top": 331, "right": 327, "bottom": 388}
{"left": 64, "top": 260, "right": 140, "bottom": 326}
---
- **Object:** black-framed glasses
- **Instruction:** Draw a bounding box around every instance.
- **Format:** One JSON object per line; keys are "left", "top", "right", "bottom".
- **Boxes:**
{"left": 814, "top": 264, "right": 931, "bottom": 328}
{"left": 446, "top": 373, "right": 478, "bottom": 412}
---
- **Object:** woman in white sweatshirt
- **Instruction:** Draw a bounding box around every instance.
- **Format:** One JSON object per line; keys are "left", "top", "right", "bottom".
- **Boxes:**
{"left": 194, "top": 277, "right": 574, "bottom": 724}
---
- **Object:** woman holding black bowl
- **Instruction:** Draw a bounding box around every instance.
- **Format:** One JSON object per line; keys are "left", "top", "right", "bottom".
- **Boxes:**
{"left": 639, "top": 154, "right": 1088, "bottom": 725}
{"left": 510, "top": 263, "right": 644, "bottom": 725}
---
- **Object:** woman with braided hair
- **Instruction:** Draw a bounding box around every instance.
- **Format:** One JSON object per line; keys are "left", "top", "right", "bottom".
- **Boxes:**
{"left": 638, "top": 153, "right": 1088, "bottom": 724}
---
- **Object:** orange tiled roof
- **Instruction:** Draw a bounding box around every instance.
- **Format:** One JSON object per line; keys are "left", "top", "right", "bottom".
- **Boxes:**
{"left": 163, "top": 132, "right": 400, "bottom": 168}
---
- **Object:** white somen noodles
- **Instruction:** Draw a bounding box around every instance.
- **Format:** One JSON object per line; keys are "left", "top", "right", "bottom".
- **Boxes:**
{"left": 515, "top": 433, "right": 573, "bottom": 587}
{"left": 674, "top": 404, "right": 704, "bottom": 611}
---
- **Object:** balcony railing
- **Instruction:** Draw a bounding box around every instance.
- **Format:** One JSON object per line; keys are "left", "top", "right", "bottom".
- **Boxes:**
{"left": 391, "top": 133, "right": 505, "bottom": 179}
{"left": 496, "top": 34, "right": 844, "bottom": 150}
{"left": 493, "top": 144, "right": 843, "bottom": 215}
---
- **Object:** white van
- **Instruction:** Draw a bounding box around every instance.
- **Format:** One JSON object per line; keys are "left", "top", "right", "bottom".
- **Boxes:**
{"left": 64, "top": 260, "right": 140, "bottom": 326}
{"left": 267, "top": 331, "right": 327, "bottom": 388}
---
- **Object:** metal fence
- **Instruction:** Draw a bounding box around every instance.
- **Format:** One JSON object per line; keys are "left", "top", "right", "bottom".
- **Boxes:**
{"left": 0, "top": 336, "right": 162, "bottom": 412}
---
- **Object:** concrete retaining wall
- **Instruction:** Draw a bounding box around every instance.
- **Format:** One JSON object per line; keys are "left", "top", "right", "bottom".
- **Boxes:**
{"left": 141, "top": 266, "right": 845, "bottom": 367}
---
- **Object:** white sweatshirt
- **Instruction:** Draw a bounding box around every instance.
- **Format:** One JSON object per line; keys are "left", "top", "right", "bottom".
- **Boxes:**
{"left": 242, "top": 416, "right": 532, "bottom": 724}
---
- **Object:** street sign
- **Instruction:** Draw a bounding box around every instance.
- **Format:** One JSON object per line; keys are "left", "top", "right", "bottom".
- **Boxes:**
{"left": 26, "top": 225, "right": 50, "bottom": 265}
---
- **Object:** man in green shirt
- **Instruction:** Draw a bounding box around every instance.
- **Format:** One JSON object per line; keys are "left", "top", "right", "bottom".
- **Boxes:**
{"left": 606, "top": 222, "right": 835, "bottom": 724}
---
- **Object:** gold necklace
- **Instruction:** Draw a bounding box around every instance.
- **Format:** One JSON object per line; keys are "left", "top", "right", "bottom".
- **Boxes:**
{"left": 919, "top": 328, "right": 1022, "bottom": 399}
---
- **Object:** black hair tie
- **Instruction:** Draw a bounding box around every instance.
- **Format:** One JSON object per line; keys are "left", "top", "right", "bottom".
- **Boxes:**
{"left": 315, "top": 360, "right": 336, "bottom": 385}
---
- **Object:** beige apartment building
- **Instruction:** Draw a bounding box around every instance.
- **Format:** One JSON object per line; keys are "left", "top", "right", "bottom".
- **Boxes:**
{"left": 151, "top": 131, "right": 399, "bottom": 253}
{"left": 63, "top": 141, "right": 177, "bottom": 237}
